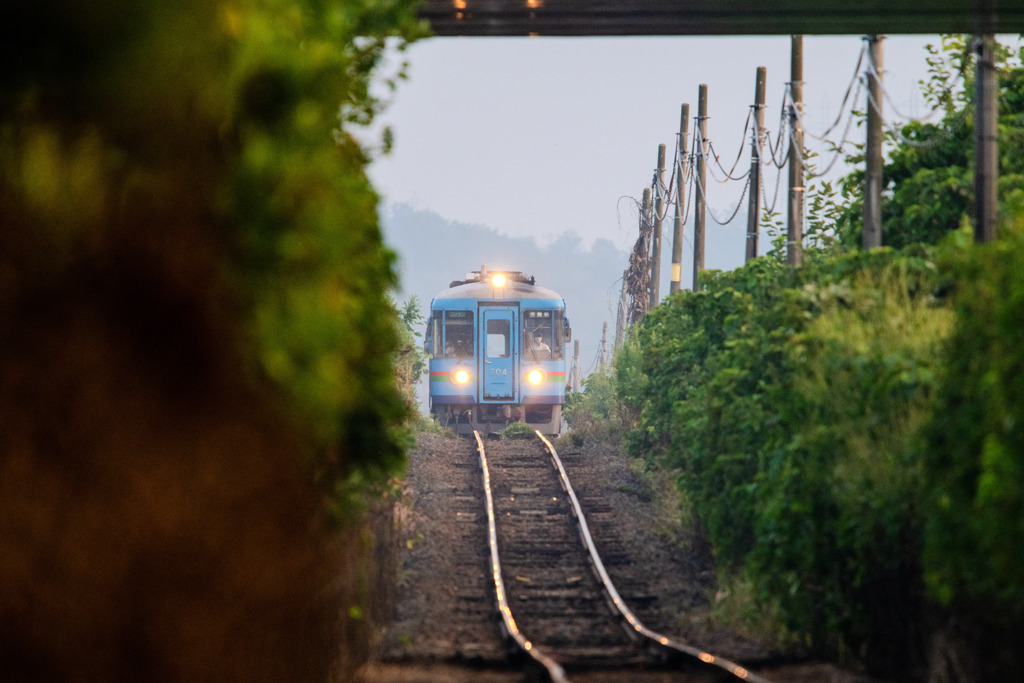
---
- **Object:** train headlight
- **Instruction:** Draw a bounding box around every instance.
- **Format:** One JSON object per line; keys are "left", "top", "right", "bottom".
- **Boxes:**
{"left": 526, "top": 368, "right": 546, "bottom": 385}
{"left": 491, "top": 273, "right": 506, "bottom": 287}
{"left": 452, "top": 369, "right": 472, "bottom": 384}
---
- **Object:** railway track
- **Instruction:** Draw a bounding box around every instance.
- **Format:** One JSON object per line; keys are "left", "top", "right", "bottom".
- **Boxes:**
{"left": 474, "top": 430, "right": 770, "bottom": 682}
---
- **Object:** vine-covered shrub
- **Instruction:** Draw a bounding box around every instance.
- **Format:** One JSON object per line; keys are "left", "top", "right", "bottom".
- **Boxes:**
{"left": 920, "top": 226, "right": 1024, "bottom": 678}
{"left": 620, "top": 246, "right": 952, "bottom": 676}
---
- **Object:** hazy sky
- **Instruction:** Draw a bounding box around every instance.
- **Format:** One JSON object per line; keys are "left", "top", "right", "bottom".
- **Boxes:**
{"left": 368, "top": 35, "right": 954, "bottom": 272}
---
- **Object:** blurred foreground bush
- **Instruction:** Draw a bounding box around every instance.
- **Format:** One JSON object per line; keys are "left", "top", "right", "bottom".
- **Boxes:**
{"left": 0, "top": 0, "right": 424, "bottom": 679}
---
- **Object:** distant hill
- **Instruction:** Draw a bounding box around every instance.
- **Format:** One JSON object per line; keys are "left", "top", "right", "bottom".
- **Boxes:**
{"left": 380, "top": 203, "right": 629, "bottom": 406}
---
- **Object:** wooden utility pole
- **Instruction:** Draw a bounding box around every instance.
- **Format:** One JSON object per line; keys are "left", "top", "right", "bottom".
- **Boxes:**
{"left": 642, "top": 186, "right": 652, "bottom": 238}
{"left": 746, "top": 66, "right": 767, "bottom": 262}
{"left": 671, "top": 103, "right": 689, "bottom": 295}
{"left": 693, "top": 84, "right": 708, "bottom": 291}
{"left": 864, "top": 34, "right": 885, "bottom": 249}
{"left": 571, "top": 339, "right": 581, "bottom": 392}
{"left": 787, "top": 35, "right": 804, "bottom": 266}
{"left": 975, "top": 33, "right": 998, "bottom": 243}
{"left": 600, "top": 322, "right": 608, "bottom": 370}
{"left": 650, "top": 144, "right": 666, "bottom": 308}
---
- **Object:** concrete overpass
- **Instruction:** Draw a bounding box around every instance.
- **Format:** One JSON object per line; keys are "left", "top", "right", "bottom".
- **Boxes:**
{"left": 418, "top": 1, "right": 1022, "bottom": 37}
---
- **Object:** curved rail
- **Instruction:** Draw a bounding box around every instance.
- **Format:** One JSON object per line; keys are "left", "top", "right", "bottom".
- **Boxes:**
{"left": 534, "top": 431, "right": 771, "bottom": 683}
{"left": 472, "top": 431, "right": 568, "bottom": 683}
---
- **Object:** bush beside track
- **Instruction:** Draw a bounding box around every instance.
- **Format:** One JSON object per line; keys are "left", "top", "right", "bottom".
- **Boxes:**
{"left": 571, "top": 229, "right": 1024, "bottom": 680}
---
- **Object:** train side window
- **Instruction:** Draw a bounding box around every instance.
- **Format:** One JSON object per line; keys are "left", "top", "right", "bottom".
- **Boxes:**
{"left": 553, "top": 311, "right": 565, "bottom": 360}
{"left": 427, "top": 311, "right": 442, "bottom": 357}
{"left": 486, "top": 319, "right": 510, "bottom": 358}
{"left": 444, "top": 311, "right": 474, "bottom": 358}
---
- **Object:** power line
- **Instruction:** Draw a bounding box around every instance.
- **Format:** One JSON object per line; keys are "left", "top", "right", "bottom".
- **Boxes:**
{"left": 693, "top": 165, "right": 752, "bottom": 226}
{"left": 706, "top": 107, "right": 754, "bottom": 182}
{"left": 796, "top": 41, "right": 867, "bottom": 142}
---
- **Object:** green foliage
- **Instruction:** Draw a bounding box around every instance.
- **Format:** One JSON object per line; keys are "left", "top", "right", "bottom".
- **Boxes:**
{"left": 222, "top": 1, "right": 428, "bottom": 515}
{"left": 922, "top": 225, "right": 1024, "bottom": 613}
{"left": 835, "top": 36, "right": 1024, "bottom": 249}
{"left": 0, "top": 0, "right": 429, "bottom": 521}
{"left": 617, "top": 246, "right": 951, "bottom": 673}
{"left": 499, "top": 421, "right": 534, "bottom": 439}
{"left": 392, "top": 295, "right": 428, "bottom": 418}
{"left": 0, "top": 1, "right": 430, "bottom": 678}
{"left": 748, "top": 260, "right": 950, "bottom": 669}
{"left": 564, "top": 367, "right": 619, "bottom": 439}
{"left": 603, "top": 35, "right": 1024, "bottom": 679}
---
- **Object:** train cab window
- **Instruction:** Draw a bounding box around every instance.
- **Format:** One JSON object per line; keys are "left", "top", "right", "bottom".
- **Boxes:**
{"left": 427, "top": 312, "right": 442, "bottom": 357}
{"left": 444, "top": 310, "right": 474, "bottom": 358}
{"left": 524, "top": 310, "right": 561, "bottom": 360}
{"left": 486, "top": 319, "right": 510, "bottom": 358}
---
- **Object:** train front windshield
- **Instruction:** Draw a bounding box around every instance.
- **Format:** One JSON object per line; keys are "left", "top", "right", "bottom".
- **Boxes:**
{"left": 523, "top": 309, "right": 562, "bottom": 360}
{"left": 444, "top": 311, "right": 474, "bottom": 358}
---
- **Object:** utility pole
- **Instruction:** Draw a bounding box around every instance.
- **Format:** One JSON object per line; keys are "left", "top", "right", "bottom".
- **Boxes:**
{"left": 787, "top": 35, "right": 804, "bottom": 266}
{"left": 571, "top": 339, "right": 581, "bottom": 392}
{"left": 671, "top": 103, "right": 689, "bottom": 295}
{"left": 746, "top": 66, "right": 767, "bottom": 263}
{"left": 642, "top": 186, "right": 652, "bottom": 243}
{"left": 650, "top": 144, "right": 666, "bottom": 308}
{"left": 975, "top": 33, "right": 998, "bottom": 243}
{"left": 693, "top": 84, "right": 708, "bottom": 291}
{"left": 600, "top": 322, "right": 608, "bottom": 370}
{"left": 864, "top": 34, "right": 885, "bottom": 249}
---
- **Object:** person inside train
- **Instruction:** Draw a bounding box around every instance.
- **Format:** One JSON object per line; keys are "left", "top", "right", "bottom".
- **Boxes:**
{"left": 526, "top": 329, "right": 550, "bottom": 359}
{"left": 445, "top": 338, "right": 472, "bottom": 358}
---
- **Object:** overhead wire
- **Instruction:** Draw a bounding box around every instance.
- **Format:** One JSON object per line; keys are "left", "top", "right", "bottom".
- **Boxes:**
{"left": 706, "top": 107, "right": 754, "bottom": 182}
{"left": 861, "top": 66, "right": 969, "bottom": 149}
{"left": 796, "top": 42, "right": 867, "bottom": 142}
{"left": 651, "top": 144, "right": 680, "bottom": 224}
{"left": 761, "top": 151, "right": 786, "bottom": 215}
{"left": 863, "top": 42, "right": 949, "bottom": 125}
{"left": 693, "top": 161, "right": 752, "bottom": 226}
{"left": 746, "top": 100, "right": 780, "bottom": 218}
{"left": 762, "top": 88, "right": 791, "bottom": 168}
{"left": 675, "top": 152, "right": 695, "bottom": 229}
{"left": 696, "top": 100, "right": 764, "bottom": 225}
{"left": 788, "top": 77, "right": 864, "bottom": 179}
{"left": 625, "top": 35, "right": 980, "bottom": 282}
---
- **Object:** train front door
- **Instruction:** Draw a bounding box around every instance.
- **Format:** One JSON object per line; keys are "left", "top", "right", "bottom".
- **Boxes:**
{"left": 480, "top": 307, "right": 516, "bottom": 402}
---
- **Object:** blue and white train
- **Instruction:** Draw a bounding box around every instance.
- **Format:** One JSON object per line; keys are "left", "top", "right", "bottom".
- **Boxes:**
{"left": 424, "top": 266, "right": 571, "bottom": 435}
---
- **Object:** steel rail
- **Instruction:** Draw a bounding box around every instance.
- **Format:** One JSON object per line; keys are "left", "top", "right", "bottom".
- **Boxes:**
{"left": 472, "top": 431, "right": 568, "bottom": 683}
{"left": 534, "top": 431, "right": 772, "bottom": 683}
